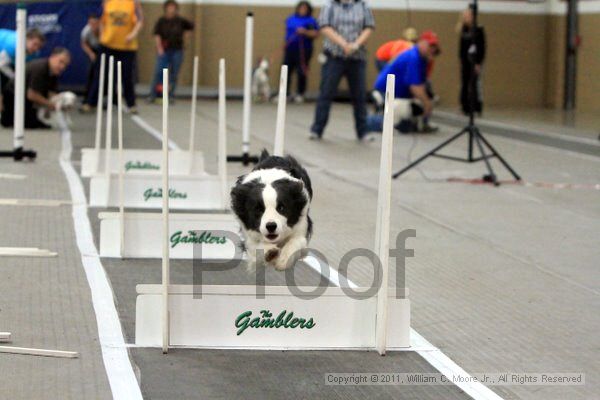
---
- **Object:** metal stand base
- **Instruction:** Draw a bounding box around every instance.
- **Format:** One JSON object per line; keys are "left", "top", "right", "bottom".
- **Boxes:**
{"left": 227, "top": 152, "right": 259, "bottom": 166}
{"left": 0, "top": 147, "right": 37, "bottom": 161}
{"left": 392, "top": 124, "right": 521, "bottom": 186}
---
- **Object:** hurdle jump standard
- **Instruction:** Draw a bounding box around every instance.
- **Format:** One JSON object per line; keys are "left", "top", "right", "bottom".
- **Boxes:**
{"left": 227, "top": 12, "right": 259, "bottom": 166}
{"left": 88, "top": 59, "right": 224, "bottom": 210}
{"left": 136, "top": 75, "right": 410, "bottom": 354}
{"left": 99, "top": 61, "right": 238, "bottom": 259}
{"left": 0, "top": 7, "right": 36, "bottom": 161}
{"left": 80, "top": 55, "right": 205, "bottom": 177}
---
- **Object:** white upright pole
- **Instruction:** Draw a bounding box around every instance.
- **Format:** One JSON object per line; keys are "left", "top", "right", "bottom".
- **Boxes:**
{"left": 188, "top": 55, "right": 199, "bottom": 174}
{"left": 117, "top": 62, "right": 125, "bottom": 257}
{"left": 104, "top": 56, "right": 115, "bottom": 205}
{"left": 13, "top": 8, "right": 26, "bottom": 152}
{"left": 218, "top": 59, "right": 228, "bottom": 207}
{"left": 273, "top": 65, "right": 288, "bottom": 157}
{"left": 94, "top": 53, "right": 106, "bottom": 172}
{"left": 241, "top": 12, "right": 254, "bottom": 159}
{"left": 161, "top": 68, "right": 170, "bottom": 354}
{"left": 374, "top": 74, "right": 395, "bottom": 356}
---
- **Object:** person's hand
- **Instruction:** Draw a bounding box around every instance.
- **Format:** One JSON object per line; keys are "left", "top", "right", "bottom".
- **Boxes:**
{"left": 342, "top": 42, "right": 355, "bottom": 56}
{"left": 47, "top": 102, "right": 57, "bottom": 112}
{"left": 157, "top": 46, "right": 164, "bottom": 56}
{"left": 343, "top": 42, "right": 359, "bottom": 56}
{"left": 474, "top": 64, "right": 481, "bottom": 75}
{"left": 296, "top": 27, "right": 307, "bottom": 35}
{"left": 125, "top": 32, "right": 137, "bottom": 43}
{"left": 89, "top": 53, "right": 97, "bottom": 62}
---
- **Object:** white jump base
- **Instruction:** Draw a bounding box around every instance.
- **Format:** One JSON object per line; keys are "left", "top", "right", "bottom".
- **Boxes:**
{"left": 80, "top": 148, "right": 205, "bottom": 177}
{"left": 136, "top": 284, "right": 410, "bottom": 349}
{"left": 99, "top": 211, "right": 239, "bottom": 259}
{"left": 89, "top": 172, "right": 226, "bottom": 210}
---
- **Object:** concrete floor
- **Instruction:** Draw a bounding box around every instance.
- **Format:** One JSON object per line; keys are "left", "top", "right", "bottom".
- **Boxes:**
{"left": 0, "top": 98, "right": 598, "bottom": 399}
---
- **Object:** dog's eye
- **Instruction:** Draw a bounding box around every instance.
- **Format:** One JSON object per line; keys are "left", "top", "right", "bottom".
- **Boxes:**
{"left": 276, "top": 204, "right": 285, "bottom": 213}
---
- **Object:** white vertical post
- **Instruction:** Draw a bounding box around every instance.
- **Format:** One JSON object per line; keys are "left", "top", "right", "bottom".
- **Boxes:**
{"left": 374, "top": 74, "right": 395, "bottom": 356}
{"left": 13, "top": 8, "right": 26, "bottom": 151}
{"left": 188, "top": 55, "right": 199, "bottom": 174}
{"left": 161, "top": 68, "right": 170, "bottom": 354}
{"left": 94, "top": 53, "right": 106, "bottom": 172}
{"left": 241, "top": 12, "right": 253, "bottom": 157}
{"left": 104, "top": 56, "right": 115, "bottom": 206}
{"left": 218, "top": 59, "right": 228, "bottom": 207}
{"left": 273, "top": 65, "right": 288, "bottom": 157}
{"left": 117, "top": 62, "right": 125, "bottom": 257}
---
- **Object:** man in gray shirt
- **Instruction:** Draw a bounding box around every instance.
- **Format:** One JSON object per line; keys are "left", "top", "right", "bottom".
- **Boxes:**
{"left": 310, "top": 0, "right": 375, "bottom": 141}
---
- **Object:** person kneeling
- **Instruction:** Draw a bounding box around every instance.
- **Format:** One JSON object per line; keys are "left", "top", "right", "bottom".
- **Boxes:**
{"left": 1, "top": 47, "right": 71, "bottom": 129}
{"left": 366, "top": 32, "right": 440, "bottom": 134}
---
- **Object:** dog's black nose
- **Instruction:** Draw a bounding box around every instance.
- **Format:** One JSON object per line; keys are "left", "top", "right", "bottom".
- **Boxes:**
{"left": 266, "top": 222, "right": 277, "bottom": 233}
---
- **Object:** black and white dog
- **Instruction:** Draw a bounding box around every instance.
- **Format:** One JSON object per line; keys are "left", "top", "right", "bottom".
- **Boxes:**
{"left": 231, "top": 150, "right": 312, "bottom": 270}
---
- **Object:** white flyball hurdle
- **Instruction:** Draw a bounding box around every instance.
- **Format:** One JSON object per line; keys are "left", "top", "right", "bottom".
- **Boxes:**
{"left": 88, "top": 56, "right": 224, "bottom": 210}
{"left": 80, "top": 55, "right": 205, "bottom": 178}
{"left": 99, "top": 60, "right": 238, "bottom": 259}
{"left": 136, "top": 75, "right": 410, "bottom": 354}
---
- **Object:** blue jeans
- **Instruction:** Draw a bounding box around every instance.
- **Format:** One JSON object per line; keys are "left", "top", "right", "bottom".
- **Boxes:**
{"left": 311, "top": 56, "right": 367, "bottom": 139}
{"left": 365, "top": 114, "right": 384, "bottom": 132}
{"left": 149, "top": 49, "right": 184, "bottom": 99}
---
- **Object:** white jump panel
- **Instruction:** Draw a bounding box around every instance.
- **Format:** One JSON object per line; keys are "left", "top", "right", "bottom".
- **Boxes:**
{"left": 99, "top": 212, "right": 239, "bottom": 259}
{"left": 89, "top": 173, "right": 225, "bottom": 210}
{"left": 135, "top": 285, "right": 410, "bottom": 349}
{"left": 80, "top": 149, "right": 205, "bottom": 177}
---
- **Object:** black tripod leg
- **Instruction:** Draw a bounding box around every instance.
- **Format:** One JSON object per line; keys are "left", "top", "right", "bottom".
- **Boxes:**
{"left": 476, "top": 132, "right": 522, "bottom": 181}
{"left": 472, "top": 129, "right": 498, "bottom": 186}
{"left": 392, "top": 128, "right": 468, "bottom": 179}
{"left": 468, "top": 128, "right": 474, "bottom": 161}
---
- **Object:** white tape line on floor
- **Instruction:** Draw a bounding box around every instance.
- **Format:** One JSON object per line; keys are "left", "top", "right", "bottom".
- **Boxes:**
{"left": 131, "top": 114, "right": 179, "bottom": 150}
{"left": 303, "top": 254, "right": 504, "bottom": 400}
{"left": 57, "top": 114, "right": 143, "bottom": 400}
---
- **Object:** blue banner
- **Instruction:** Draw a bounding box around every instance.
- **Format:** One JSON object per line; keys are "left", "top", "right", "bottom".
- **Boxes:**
{"left": 0, "top": 1, "right": 102, "bottom": 87}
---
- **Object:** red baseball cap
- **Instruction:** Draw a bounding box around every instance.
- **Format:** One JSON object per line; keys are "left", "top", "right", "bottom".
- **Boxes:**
{"left": 420, "top": 30, "right": 440, "bottom": 48}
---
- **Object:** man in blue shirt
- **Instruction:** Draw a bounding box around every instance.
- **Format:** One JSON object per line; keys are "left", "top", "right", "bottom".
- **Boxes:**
{"left": 0, "top": 28, "right": 45, "bottom": 115}
{"left": 284, "top": 1, "right": 319, "bottom": 103}
{"left": 367, "top": 32, "right": 440, "bottom": 134}
{"left": 0, "top": 28, "right": 45, "bottom": 83}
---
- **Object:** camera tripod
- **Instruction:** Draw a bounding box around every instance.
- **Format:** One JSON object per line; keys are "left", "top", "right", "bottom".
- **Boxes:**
{"left": 392, "top": 0, "right": 520, "bottom": 186}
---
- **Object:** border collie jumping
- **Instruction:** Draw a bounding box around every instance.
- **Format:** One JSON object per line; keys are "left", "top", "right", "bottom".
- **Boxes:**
{"left": 231, "top": 150, "right": 313, "bottom": 270}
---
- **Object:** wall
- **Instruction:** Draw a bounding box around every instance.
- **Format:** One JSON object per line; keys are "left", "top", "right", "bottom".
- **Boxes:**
{"left": 135, "top": 0, "right": 600, "bottom": 111}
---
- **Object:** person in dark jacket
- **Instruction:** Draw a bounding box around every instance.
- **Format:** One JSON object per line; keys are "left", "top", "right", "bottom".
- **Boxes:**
{"left": 458, "top": 7, "right": 485, "bottom": 115}
{"left": 148, "top": 0, "right": 194, "bottom": 102}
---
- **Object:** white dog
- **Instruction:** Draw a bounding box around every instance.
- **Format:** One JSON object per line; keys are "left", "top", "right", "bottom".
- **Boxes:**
{"left": 37, "top": 91, "right": 77, "bottom": 126}
{"left": 252, "top": 58, "right": 271, "bottom": 102}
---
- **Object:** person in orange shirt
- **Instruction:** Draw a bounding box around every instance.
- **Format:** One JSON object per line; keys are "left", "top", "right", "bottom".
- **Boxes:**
{"left": 87, "top": 0, "right": 143, "bottom": 113}
{"left": 374, "top": 27, "right": 417, "bottom": 71}
{"left": 375, "top": 39, "right": 413, "bottom": 71}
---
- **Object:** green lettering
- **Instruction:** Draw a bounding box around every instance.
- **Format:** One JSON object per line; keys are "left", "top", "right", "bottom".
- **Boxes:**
{"left": 235, "top": 311, "right": 252, "bottom": 336}
{"left": 170, "top": 231, "right": 182, "bottom": 248}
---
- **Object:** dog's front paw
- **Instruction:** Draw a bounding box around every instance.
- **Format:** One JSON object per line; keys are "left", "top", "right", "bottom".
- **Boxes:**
{"left": 265, "top": 247, "right": 280, "bottom": 263}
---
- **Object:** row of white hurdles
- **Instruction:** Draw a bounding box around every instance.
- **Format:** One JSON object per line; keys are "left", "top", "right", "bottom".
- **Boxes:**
{"left": 83, "top": 13, "right": 410, "bottom": 355}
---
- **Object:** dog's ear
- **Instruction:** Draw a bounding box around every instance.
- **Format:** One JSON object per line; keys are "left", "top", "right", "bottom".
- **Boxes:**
{"left": 284, "top": 155, "right": 313, "bottom": 199}
{"left": 230, "top": 182, "right": 250, "bottom": 221}
{"left": 259, "top": 149, "right": 270, "bottom": 162}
